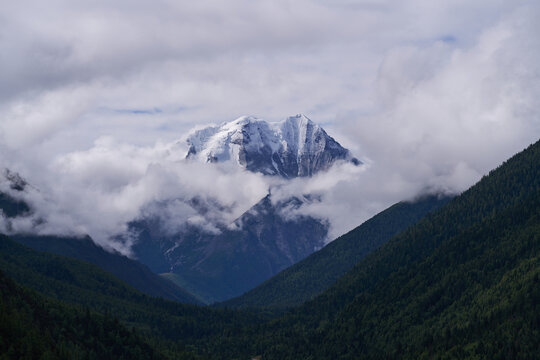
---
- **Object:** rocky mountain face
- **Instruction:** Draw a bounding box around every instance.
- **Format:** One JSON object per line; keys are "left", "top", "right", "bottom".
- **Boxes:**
{"left": 185, "top": 114, "right": 360, "bottom": 178}
{"left": 0, "top": 169, "right": 31, "bottom": 221}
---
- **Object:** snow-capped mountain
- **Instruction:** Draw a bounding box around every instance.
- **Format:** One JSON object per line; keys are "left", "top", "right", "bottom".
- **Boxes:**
{"left": 126, "top": 114, "right": 362, "bottom": 301}
{"left": 185, "top": 114, "right": 360, "bottom": 178}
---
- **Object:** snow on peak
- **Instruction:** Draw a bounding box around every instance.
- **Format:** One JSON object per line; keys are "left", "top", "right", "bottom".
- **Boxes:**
{"left": 185, "top": 114, "right": 360, "bottom": 178}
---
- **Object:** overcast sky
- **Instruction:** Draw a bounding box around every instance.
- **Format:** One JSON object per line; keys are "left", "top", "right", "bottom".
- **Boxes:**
{"left": 1, "top": 0, "right": 539, "bottom": 253}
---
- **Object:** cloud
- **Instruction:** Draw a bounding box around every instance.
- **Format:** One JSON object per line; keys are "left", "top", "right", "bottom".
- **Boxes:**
{"left": 0, "top": 1, "right": 538, "bottom": 253}
{"left": 3, "top": 137, "right": 268, "bottom": 253}
{"left": 0, "top": 1, "right": 519, "bottom": 144}
{"left": 265, "top": 3, "right": 540, "bottom": 241}
{"left": 356, "top": 3, "right": 539, "bottom": 181}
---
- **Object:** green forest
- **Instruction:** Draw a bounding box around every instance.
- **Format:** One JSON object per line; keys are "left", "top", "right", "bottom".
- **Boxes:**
{"left": 1, "top": 139, "right": 539, "bottom": 359}
{"left": 0, "top": 269, "right": 166, "bottom": 360}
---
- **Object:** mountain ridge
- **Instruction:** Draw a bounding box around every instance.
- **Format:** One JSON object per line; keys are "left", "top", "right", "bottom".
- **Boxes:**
{"left": 13, "top": 234, "right": 202, "bottom": 305}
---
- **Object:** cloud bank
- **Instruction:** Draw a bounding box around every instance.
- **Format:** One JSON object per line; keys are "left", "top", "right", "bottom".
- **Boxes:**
{"left": 0, "top": 1, "right": 538, "bottom": 253}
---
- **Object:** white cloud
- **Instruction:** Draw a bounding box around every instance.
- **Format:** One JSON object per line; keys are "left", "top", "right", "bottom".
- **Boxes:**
{"left": 0, "top": 1, "right": 538, "bottom": 253}
{"left": 4, "top": 138, "right": 268, "bottom": 253}
{"left": 268, "top": 3, "right": 540, "bottom": 240}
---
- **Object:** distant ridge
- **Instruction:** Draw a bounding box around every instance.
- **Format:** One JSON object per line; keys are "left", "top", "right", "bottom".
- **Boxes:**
{"left": 13, "top": 234, "right": 202, "bottom": 305}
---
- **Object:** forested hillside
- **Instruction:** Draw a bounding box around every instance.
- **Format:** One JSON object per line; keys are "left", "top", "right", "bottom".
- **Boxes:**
{"left": 0, "top": 269, "right": 171, "bottom": 359}
{"left": 13, "top": 234, "right": 201, "bottom": 304}
{"left": 0, "top": 236, "right": 263, "bottom": 357}
{"left": 222, "top": 194, "right": 451, "bottom": 309}
{"left": 221, "top": 140, "right": 540, "bottom": 359}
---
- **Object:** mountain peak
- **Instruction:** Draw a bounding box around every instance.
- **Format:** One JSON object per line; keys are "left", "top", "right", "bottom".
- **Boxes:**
{"left": 225, "top": 115, "right": 260, "bottom": 128}
{"left": 286, "top": 113, "right": 311, "bottom": 122}
{"left": 2, "top": 169, "right": 27, "bottom": 192}
{"left": 185, "top": 115, "right": 360, "bottom": 178}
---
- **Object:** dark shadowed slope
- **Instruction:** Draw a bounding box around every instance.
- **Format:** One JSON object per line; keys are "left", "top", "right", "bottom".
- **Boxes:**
{"left": 0, "top": 235, "right": 265, "bottom": 357}
{"left": 221, "top": 194, "right": 452, "bottom": 309}
{"left": 13, "top": 234, "right": 201, "bottom": 305}
{"left": 0, "top": 269, "right": 169, "bottom": 360}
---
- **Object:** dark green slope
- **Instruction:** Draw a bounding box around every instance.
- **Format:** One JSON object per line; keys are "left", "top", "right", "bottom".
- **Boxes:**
{"left": 221, "top": 194, "right": 451, "bottom": 309}
{"left": 317, "top": 194, "right": 540, "bottom": 359}
{"left": 0, "top": 188, "right": 200, "bottom": 304}
{"left": 13, "top": 234, "right": 201, "bottom": 305}
{"left": 0, "top": 269, "right": 167, "bottom": 360}
{"left": 220, "top": 140, "right": 540, "bottom": 359}
{"left": 0, "top": 235, "right": 173, "bottom": 318}
{"left": 0, "top": 236, "right": 264, "bottom": 356}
